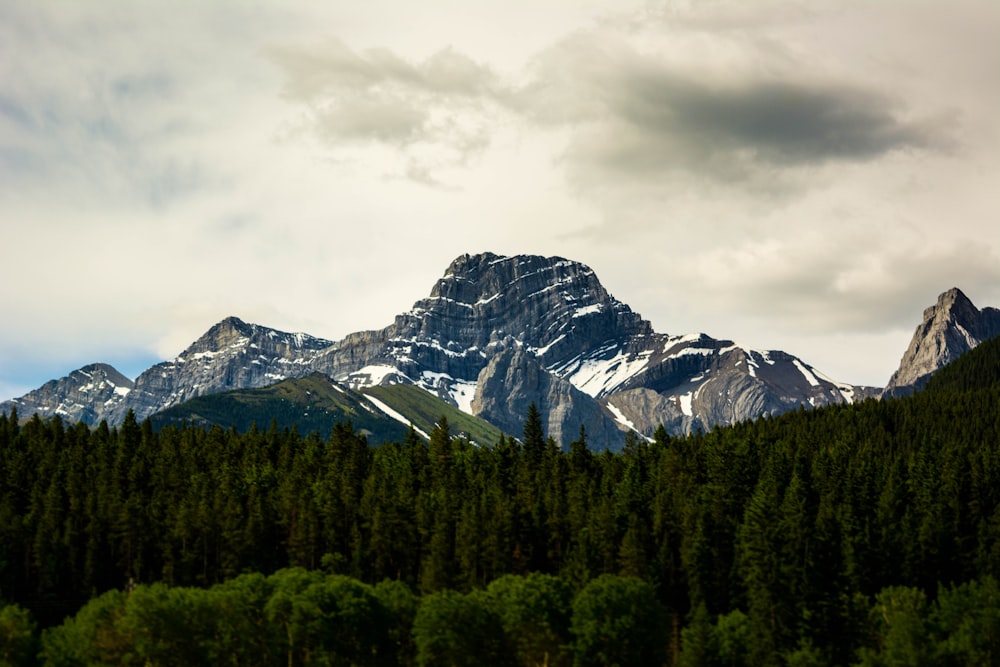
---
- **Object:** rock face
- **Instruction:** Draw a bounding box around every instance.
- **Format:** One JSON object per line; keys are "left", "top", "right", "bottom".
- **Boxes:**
{"left": 471, "top": 346, "right": 623, "bottom": 449}
{"left": 883, "top": 288, "right": 1000, "bottom": 398}
{"left": 108, "top": 317, "right": 333, "bottom": 422}
{"left": 0, "top": 363, "right": 133, "bottom": 425}
{"left": 2, "top": 252, "right": 880, "bottom": 447}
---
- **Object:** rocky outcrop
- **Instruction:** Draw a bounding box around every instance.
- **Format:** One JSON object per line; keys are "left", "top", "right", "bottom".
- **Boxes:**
{"left": 108, "top": 317, "right": 333, "bottom": 422}
{"left": 471, "top": 346, "right": 625, "bottom": 449}
{"left": 883, "top": 288, "right": 1000, "bottom": 398}
{"left": 0, "top": 363, "right": 133, "bottom": 425}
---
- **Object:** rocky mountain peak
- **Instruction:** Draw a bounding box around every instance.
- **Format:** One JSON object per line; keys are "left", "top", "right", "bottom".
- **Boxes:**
{"left": 931, "top": 287, "right": 978, "bottom": 325}
{"left": 402, "top": 253, "right": 651, "bottom": 365}
{"left": 883, "top": 288, "right": 1000, "bottom": 397}
{"left": 106, "top": 318, "right": 335, "bottom": 423}
{"left": 189, "top": 316, "right": 255, "bottom": 352}
{"left": 188, "top": 316, "right": 333, "bottom": 357}
{"left": 0, "top": 362, "right": 133, "bottom": 424}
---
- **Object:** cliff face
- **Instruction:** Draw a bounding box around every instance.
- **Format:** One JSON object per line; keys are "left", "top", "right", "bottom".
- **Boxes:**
{"left": 471, "top": 345, "right": 624, "bottom": 449}
{"left": 883, "top": 288, "right": 1000, "bottom": 398}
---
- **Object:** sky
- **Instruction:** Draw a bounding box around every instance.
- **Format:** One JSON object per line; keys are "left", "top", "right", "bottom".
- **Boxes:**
{"left": 2, "top": 0, "right": 998, "bottom": 400}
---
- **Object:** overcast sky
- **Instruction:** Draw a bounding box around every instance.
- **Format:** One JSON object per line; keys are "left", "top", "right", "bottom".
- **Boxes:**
{"left": 2, "top": 0, "right": 998, "bottom": 400}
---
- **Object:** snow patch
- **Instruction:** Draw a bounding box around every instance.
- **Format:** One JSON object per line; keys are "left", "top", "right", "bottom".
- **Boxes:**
{"left": 365, "top": 395, "right": 430, "bottom": 440}
{"left": 343, "top": 364, "right": 407, "bottom": 390}
{"left": 476, "top": 293, "right": 501, "bottom": 306}
{"left": 425, "top": 295, "right": 473, "bottom": 309}
{"left": 606, "top": 401, "right": 638, "bottom": 431}
{"left": 792, "top": 359, "right": 821, "bottom": 387}
{"left": 419, "top": 371, "right": 477, "bottom": 415}
{"left": 557, "top": 347, "right": 653, "bottom": 398}
{"left": 678, "top": 392, "right": 694, "bottom": 417}
{"left": 532, "top": 334, "right": 567, "bottom": 357}
{"left": 572, "top": 304, "right": 603, "bottom": 318}
{"left": 671, "top": 346, "right": 714, "bottom": 358}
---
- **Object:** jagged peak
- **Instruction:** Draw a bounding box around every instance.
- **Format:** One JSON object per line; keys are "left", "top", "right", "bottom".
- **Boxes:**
{"left": 883, "top": 286, "right": 998, "bottom": 397}
{"left": 439, "top": 252, "right": 589, "bottom": 283}
{"left": 184, "top": 316, "right": 333, "bottom": 357}
{"left": 430, "top": 253, "right": 603, "bottom": 307}
{"left": 71, "top": 363, "right": 134, "bottom": 386}
{"left": 208, "top": 315, "right": 253, "bottom": 334}
{"left": 930, "top": 287, "right": 976, "bottom": 317}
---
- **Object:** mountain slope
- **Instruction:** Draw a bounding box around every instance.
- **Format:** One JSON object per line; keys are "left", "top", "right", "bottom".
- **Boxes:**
{"left": 883, "top": 288, "right": 1000, "bottom": 398}
{"left": 149, "top": 373, "right": 504, "bottom": 446}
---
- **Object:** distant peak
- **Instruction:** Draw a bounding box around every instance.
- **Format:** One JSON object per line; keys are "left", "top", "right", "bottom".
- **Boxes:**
{"left": 217, "top": 315, "right": 250, "bottom": 328}
{"left": 936, "top": 287, "right": 974, "bottom": 310}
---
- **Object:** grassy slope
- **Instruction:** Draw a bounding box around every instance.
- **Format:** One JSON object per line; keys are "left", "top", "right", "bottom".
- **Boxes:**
{"left": 362, "top": 383, "right": 506, "bottom": 446}
{"left": 150, "top": 374, "right": 506, "bottom": 445}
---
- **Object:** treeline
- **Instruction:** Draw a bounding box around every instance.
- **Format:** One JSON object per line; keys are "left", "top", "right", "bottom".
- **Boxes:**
{"left": 4, "top": 569, "right": 998, "bottom": 666}
{"left": 1, "top": 373, "right": 999, "bottom": 664}
{"left": 4, "top": 569, "right": 672, "bottom": 666}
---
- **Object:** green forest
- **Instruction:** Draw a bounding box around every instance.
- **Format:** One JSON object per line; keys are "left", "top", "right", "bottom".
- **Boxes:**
{"left": 1, "top": 337, "right": 1000, "bottom": 665}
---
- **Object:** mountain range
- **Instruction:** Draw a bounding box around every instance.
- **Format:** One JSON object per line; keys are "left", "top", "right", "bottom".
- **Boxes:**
{"left": 3, "top": 253, "right": 998, "bottom": 449}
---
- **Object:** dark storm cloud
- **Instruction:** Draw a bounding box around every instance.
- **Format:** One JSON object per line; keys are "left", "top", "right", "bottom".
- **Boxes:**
{"left": 613, "top": 72, "right": 946, "bottom": 166}
{"left": 511, "top": 32, "right": 953, "bottom": 191}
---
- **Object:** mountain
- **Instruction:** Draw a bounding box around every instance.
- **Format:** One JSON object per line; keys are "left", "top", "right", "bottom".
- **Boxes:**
{"left": 0, "top": 363, "right": 133, "bottom": 424}
{"left": 108, "top": 316, "right": 334, "bottom": 423}
{"left": 882, "top": 287, "right": 1000, "bottom": 398}
{"left": 311, "top": 253, "right": 872, "bottom": 444}
{"left": 149, "top": 372, "right": 504, "bottom": 446}
{"left": 2, "top": 252, "right": 880, "bottom": 446}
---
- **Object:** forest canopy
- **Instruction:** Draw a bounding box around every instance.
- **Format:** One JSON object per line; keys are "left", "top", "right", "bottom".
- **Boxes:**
{"left": 1, "top": 339, "right": 999, "bottom": 665}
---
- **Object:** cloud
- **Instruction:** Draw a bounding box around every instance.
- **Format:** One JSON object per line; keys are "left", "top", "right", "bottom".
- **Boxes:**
{"left": 511, "top": 22, "right": 952, "bottom": 198}
{"left": 266, "top": 6, "right": 955, "bottom": 202}
{"left": 265, "top": 38, "right": 502, "bottom": 180}
{"left": 681, "top": 227, "right": 1000, "bottom": 334}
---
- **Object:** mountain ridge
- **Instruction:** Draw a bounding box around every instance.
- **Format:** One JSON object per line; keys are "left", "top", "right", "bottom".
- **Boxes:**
{"left": 7, "top": 253, "right": 990, "bottom": 447}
